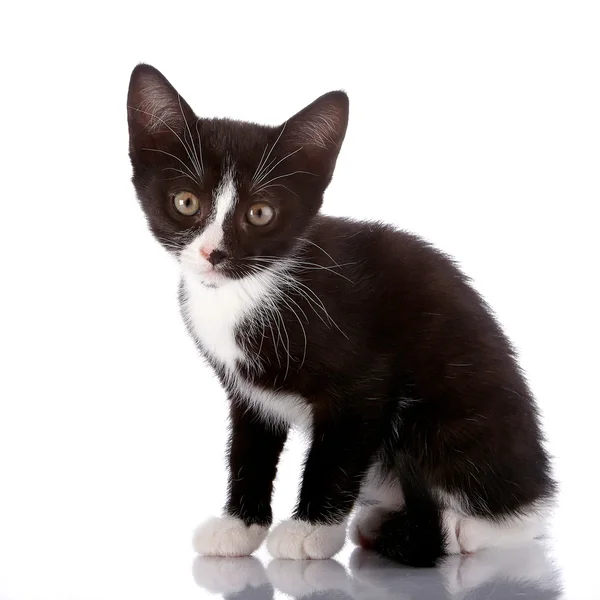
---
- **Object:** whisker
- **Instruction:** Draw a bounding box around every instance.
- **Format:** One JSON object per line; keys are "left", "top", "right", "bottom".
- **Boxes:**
{"left": 140, "top": 147, "right": 198, "bottom": 181}
{"left": 278, "top": 272, "right": 349, "bottom": 340}
{"left": 128, "top": 105, "right": 202, "bottom": 183}
{"left": 249, "top": 255, "right": 352, "bottom": 266}
{"left": 194, "top": 118, "right": 205, "bottom": 175}
{"left": 278, "top": 292, "right": 307, "bottom": 371}
{"left": 254, "top": 257, "right": 357, "bottom": 270}
{"left": 161, "top": 166, "right": 199, "bottom": 184}
{"left": 251, "top": 122, "right": 287, "bottom": 186}
{"left": 269, "top": 302, "right": 286, "bottom": 369}
{"left": 266, "top": 312, "right": 281, "bottom": 367}
{"left": 251, "top": 142, "right": 271, "bottom": 186}
{"left": 156, "top": 236, "right": 185, "bottom": 253}
{"left": 278, "top": 305, "right": 291, "bottom": 380}
{"left": 252, "top": 170, "right": 316, "bottom": 194}
{"left": 251, "top": 147, "right": 303, "bottom": 190}
{"left": 178, "top": 94, "right": 203, "bottom": 180}
{"left": 284, "top": 283, "right": 330, "bottom": 329}
{"left": 160, "top": 175, "right": 195, "bottom": 182}
{"left": 250, "top": 183, "right": 299, "bottom": 198}
{"left": 247, "top": 256, "right": 355, "bottom": 282}
{"left": 296, "top": 237, "right": 345, "bottom": 269}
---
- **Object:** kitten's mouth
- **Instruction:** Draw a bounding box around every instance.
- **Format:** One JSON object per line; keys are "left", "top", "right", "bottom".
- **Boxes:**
{"left": 181, "top": 258, "right": 256, "bottom": 287}
{"left": 180, "top": 260, "right": 229, "bottom": 288}
{"left": 197, "top": 268, "right": 228, "bottom": 287}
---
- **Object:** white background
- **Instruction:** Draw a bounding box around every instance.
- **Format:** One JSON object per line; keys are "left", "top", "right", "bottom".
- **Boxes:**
{"left": 0, "top": 1, "right": 598, "bottom": 599}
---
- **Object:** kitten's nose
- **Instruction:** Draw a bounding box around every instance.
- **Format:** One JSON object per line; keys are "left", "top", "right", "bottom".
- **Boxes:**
{"left": 201, "top": 247, "right": 228, "bottom": 266}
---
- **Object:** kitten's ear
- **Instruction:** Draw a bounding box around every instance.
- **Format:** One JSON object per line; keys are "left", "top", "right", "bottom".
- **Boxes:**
{"left": 282, "top": 91, "right": 349, "bottom": 178}
{"left": 127, "top": 64, "right": 195, "bottom": 147}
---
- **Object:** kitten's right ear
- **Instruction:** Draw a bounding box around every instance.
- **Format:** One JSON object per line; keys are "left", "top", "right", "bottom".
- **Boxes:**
{"left": 127, "top": 64, "right": 195, "bottom": 149}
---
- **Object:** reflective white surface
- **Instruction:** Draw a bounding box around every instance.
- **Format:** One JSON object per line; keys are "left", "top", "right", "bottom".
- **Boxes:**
{"left": 0, "top": 479, "right": 593, "bottom": 600}
{"left": 194, "top": 542, "right": 560, "bottom": 599}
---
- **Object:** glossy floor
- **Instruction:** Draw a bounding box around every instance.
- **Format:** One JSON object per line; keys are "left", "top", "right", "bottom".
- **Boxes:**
{"left": 193, "top": 541, "right": 561, "bottom": 599}
{"left": 0, "top": 370, "right": 590, "bottom": 600}
{"left": 0, "top": 502, "right": 592, "bottom": 600}
{"left": 0, "top": 399, "right": 591, "bottom": 600}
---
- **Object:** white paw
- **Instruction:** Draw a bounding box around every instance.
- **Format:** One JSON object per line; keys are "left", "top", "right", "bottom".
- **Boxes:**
{"left": 442, "top": 509, "right": 462, "bottom": 554}
{"left": 442, "top": 508, "right": 544, "bottom": 555}
{"left": 349, "top": 506, "right": 388, "bottom": 548}
{"left": 267, "top": 519, "right": 346, "bottom": 560}
{"left": 192, "top": 516, "right": 268, "bottom": 557}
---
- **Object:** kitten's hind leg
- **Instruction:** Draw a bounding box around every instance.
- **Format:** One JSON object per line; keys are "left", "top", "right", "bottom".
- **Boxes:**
{"left": 349, "top": 464, "right": 405, "bottom": 550}
{"left": 441, "top": 500, "right": 546, "bottom": 555}
{"left": 371, "top": 458, "right": 448, "bottom": 567}
{"left": 372, "top": 484, "right": 546, "bottom": 566}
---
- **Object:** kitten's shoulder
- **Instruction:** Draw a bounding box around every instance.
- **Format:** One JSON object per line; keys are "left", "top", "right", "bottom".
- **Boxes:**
{"left": 309, "top": 214, "right": 446, "bottom": 259}
{"left": 308, "top": 214, "right": 466, "bottom": 293}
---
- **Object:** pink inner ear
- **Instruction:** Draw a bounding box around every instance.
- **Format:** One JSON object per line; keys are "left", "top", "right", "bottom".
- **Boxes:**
{"left": 281, "top": 92, "right": 348, "bottom": 169}
{"left": 128, "top": 70, "right": 186, "bottom": 134}
{"left": 291, "top": 104, "right": 342, "bottom": 150}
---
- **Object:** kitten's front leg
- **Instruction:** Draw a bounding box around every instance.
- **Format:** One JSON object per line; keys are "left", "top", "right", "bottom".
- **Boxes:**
{"left": 267, "top": 416, "right": 380, "bottom": 560}
{"left": 193, "top": 399, "right": 288, "bottom": 557}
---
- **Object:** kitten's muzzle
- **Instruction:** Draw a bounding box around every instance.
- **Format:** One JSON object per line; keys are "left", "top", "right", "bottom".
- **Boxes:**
{"left": 200, "top": 247, "right": 228, "bottom": 267}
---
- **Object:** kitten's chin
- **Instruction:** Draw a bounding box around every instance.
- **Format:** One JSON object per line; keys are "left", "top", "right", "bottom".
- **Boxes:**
{"left": 181, "top": 264, "right": 229, "bottom": 289}
{"left": 196, "top": 273, "right": 228, "bottom": 288}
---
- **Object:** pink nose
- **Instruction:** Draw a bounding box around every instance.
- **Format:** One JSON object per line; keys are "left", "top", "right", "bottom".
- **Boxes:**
{"left": 200, "top": 246, "right": 213, "bottom": 261}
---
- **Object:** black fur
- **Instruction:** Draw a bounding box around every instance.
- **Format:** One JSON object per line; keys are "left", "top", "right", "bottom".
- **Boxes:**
{"left": 372, "top": 458, "right": 447, "bottom": 567}
{"left": 128, "top": 64, "right": 556, "bottom": 567}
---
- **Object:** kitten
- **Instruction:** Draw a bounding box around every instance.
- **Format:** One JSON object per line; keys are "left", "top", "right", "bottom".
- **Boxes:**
{"left": 127, "top": 64, "right": 555, "bottom": 567}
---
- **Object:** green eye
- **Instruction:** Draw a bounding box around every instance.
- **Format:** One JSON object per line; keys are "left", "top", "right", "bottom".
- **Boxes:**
{"left": 173, "top": 191, "right": 200, "bottom": 216}
{"left": 247, "top": 202, "right": 275, "bottom": 226}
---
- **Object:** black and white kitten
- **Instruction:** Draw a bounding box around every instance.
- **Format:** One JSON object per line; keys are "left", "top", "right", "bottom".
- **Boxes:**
{"left": 127, "top": 64, "right": 555, "bottom": 567}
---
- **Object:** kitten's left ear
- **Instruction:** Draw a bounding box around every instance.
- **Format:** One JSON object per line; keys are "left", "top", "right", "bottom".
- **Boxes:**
{"left": 127, "top": 63, "right": 195, "bottom": 149}
{"left": 282, "top": 91, "right": 349, "bottom": 179}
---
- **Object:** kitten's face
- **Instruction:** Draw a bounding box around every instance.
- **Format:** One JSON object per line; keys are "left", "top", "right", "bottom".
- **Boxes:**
{"left": 127, "top": 64, "right": 348, "bottom": 288}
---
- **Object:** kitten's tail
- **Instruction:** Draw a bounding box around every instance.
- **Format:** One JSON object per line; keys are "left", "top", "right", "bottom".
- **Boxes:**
{"left": 372, "top": 459, "right": 447, "bottom": 568}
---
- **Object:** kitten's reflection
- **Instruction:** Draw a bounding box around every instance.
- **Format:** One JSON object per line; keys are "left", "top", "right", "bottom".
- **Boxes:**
{"left": 267, "top": 558, "right": 353, "bottom": 599}
{"left": 192, "top": 556, "right": 274, "bottom": 600}
{"left": 192, "top": 541, "right": 561, "bottom": 600}
{"left": 350, "top": 542, "right": 561, "bottom": 600}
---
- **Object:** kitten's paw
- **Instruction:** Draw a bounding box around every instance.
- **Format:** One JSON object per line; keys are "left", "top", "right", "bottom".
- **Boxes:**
{"left": 349, "top": 506, "right": 389, "bottom": 549}
{"left": 192, "top": 516, "right": 268, "bottom": 557}
{"left": 267, "top": 519, "right": 346, "bottom": 560}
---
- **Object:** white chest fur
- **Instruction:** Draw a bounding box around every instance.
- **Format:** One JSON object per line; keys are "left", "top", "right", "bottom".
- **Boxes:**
{"left": 182, "top": 274, "right": 248, "bottom": 371}
{"left": 182, "top": 272, "right": 312, "bottom": 429}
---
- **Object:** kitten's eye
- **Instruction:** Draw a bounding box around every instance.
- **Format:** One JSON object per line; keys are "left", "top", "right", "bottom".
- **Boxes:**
{"left": 173, "top": 191, "right": 200, "bottom": 216}
{"left": 247, "top": 202, "right": 275, "bottom": 227}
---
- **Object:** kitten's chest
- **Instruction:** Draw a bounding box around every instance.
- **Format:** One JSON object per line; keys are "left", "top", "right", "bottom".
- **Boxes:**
{"left": 182, "top": 274, "right": 312, "bottom": 429}
{"left": 183, "top": 281, "right": 245, "bottom": 372}
{"left": 185, "top": 294, "right": 244, "bottom": 371}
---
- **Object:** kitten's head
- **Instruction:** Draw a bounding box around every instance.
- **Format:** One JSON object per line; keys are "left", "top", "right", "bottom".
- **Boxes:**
{"left": 127, "top": 64, "right": 348, "bottom": 288}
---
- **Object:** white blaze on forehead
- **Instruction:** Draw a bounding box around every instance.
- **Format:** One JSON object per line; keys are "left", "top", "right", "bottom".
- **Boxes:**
{"left": 198, "top": 169, "right": 237, "bottom": 251}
